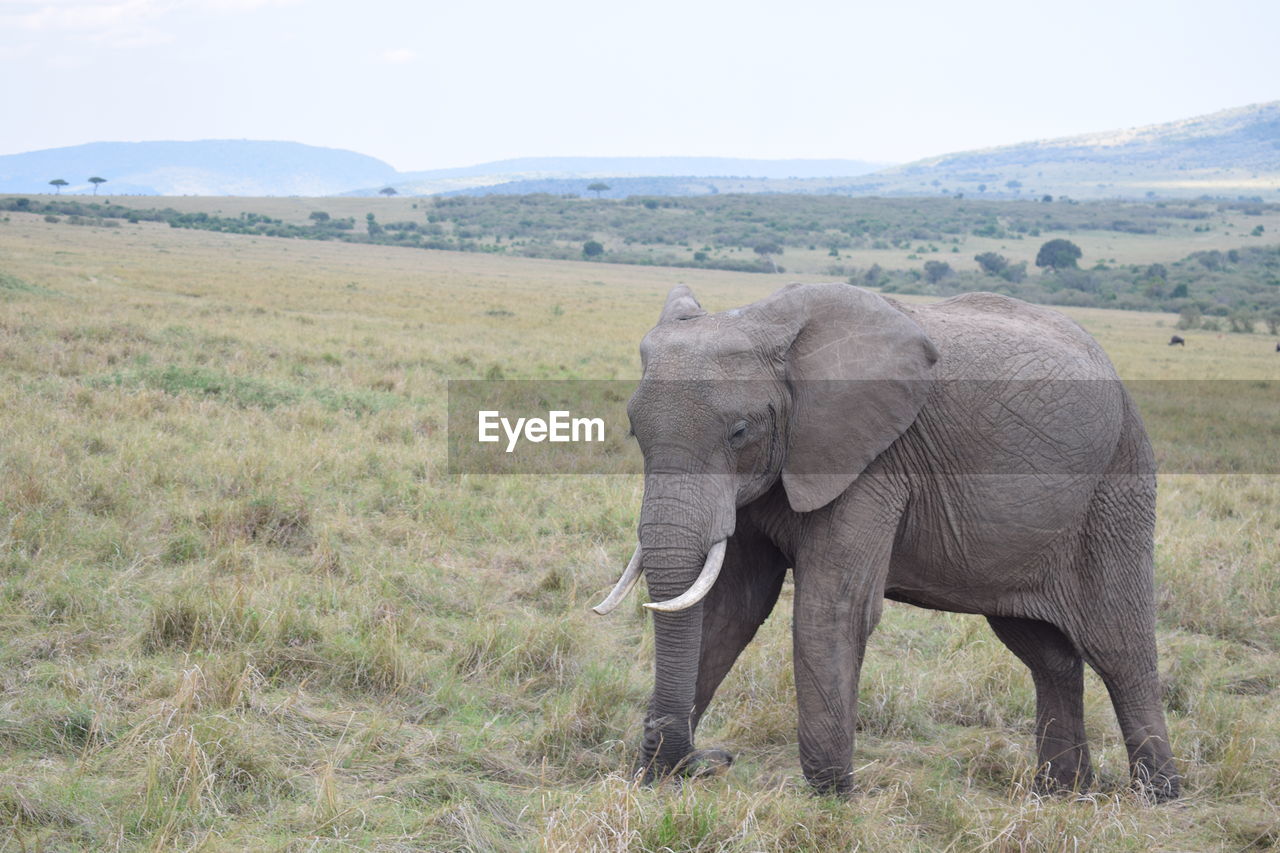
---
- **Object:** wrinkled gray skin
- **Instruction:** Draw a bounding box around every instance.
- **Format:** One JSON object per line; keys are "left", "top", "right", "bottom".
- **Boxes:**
{"left": 624, "top": 282, "right": 1179, "bottom": 800}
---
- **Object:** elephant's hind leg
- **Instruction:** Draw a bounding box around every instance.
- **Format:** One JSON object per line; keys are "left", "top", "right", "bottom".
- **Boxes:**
{"left": 1074, "top": 623, "right": 1179, "bottom": 800}
{"left": 1067, "top": 475, "right": 1180, "bottom": 801}
{"left": 987, "top": 616, "right": 1093, "bottom": 793}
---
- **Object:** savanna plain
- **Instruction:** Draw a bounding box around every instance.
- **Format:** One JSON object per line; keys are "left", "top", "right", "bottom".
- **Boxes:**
{"left": 2, "top": 201, "right": 1279, "bottom": 851}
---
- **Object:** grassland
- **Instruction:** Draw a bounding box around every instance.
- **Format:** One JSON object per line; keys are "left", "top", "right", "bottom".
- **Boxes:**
{"left": 1, "top": 210, "right": 1279, "bottom": 851}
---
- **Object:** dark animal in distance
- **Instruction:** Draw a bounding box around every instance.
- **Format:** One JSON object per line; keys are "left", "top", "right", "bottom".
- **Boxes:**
{"left": 1169, "top": 335, "right": 1185, "bottom": 346}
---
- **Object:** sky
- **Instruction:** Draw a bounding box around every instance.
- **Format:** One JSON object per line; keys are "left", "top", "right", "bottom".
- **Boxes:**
{"left": 2, "top": 0, "right": 1278, "bottom": 171}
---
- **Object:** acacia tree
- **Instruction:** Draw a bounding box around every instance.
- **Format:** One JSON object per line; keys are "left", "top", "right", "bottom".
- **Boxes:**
{"left": 49, "top": 179, "right": 68, "bottom": 194}
{"left": 587, "top": 182, "right": 610, "bottom": 198}
{"left": 753, "top": 241, "right": 783, "bottom": 273}
{"left": 88, "top": 176, "right": 107, "bottom": 195}
{"left": 379, "top": 186, "right": 398, "bottom": 197}
{"left": 1035, "top": 238, "right": 1082, "bottom": 270}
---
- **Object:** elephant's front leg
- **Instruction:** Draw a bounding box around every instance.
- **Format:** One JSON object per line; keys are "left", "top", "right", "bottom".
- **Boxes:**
{"left": 692, "top": 527, "right": 788, "bottom": 728}
{"left": 791, "top": 505, "right": 897, "bottom": 795}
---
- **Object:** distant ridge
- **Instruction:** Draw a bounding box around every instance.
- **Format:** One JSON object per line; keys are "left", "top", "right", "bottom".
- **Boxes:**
{"left": 0, "top": 140, "right": 399, "bottom": 196}
{"left": 396, "top": 156, "right": 888, "bottom": 182}
{"left": 436, "top": 174, "right": 884, "bottom": 199}
{"left": 2, "top": 102, "right": 1276, "bottom": 199}
{"left": 341, "top": 156, "right": 889, "bottom": 197}
{"left": 857, "top": 101, "right": 1280, "bottom": 199}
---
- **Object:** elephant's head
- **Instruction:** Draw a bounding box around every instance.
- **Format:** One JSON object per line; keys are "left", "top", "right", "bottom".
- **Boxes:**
{"left": 594, "top": 282, "right": 938, "bottom": 777}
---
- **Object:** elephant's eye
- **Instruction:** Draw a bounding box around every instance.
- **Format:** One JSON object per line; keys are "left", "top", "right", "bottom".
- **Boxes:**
{"left": 728, "top": 420, "right": 749, "bottom": 445}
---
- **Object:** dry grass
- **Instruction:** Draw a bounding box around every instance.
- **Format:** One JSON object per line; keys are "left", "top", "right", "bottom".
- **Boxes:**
{"left": 1, "top": 210, "right": 1278, "bottom": 850}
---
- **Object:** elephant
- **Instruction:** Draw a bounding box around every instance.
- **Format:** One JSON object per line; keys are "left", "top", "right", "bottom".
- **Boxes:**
{"left": 592, "top": 282, "right": 1180, "bottom": 801}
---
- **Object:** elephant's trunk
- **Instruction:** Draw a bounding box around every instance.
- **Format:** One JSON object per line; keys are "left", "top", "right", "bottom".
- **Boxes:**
{"left": 634, "top": 469, "right": 735, "bottom": 777}
{"left": 645, "top": 540, "right": 726, "bottom": 613}
{"left": 638, "top": 529, "right": 707, "bottom": 774}
{"left": 627, "top": 461, "right": 732, "bottom": 773}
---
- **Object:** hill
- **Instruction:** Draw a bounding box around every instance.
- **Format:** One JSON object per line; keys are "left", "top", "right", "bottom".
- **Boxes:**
{"left": 0, "top": 140, "right": 399, "bottom": 196}
{"left": 348, "top": 156, "right": 888, "bottom": 197}
{"left": 384, "top": 103, "right": 1280, "bottom": 201}
{"left": 0, "top": 144, "right": 885, "bottom": 198}
{"left": 857, "top": 101, "right": 1280, "bottom": 200}
{"left": 437, "top": 175, "right": 848, "bottom": 198}
{"left": 4, "top": 101, "right": 1277, "bottom": 200}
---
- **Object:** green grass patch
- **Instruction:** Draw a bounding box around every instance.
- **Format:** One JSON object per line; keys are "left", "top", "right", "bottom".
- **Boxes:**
{"left": 0, "top": 271, "right": 58, "bottom": 298}
{"left": 87, "top": 364, "right": 405, "bottom": 413}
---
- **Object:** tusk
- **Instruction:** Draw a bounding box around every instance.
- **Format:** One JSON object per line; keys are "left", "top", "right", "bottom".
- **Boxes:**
{"left": 591, "top": 545, "right": 643, "bottom": 615}
{"left": 643, "top": 540, "right": 727, "bottom": 613}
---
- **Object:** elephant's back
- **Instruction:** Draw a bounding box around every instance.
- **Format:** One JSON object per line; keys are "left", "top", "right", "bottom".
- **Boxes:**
{"left": 897, "top": 291, "right": 1127, "bottom": 470}
{"left": 898, "top": 292, "right": 1117, "bottom": 382}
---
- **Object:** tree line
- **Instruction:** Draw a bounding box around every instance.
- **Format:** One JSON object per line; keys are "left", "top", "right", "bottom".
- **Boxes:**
{"left": 4, "top": 194, "right": 1276, "bottom": 318}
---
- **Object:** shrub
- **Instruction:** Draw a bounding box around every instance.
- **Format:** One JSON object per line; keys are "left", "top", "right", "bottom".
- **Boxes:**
{"left": 923, "top": 260, "right": 952, "bottom": 284}
{"left": 1228, "top": 309, "right": 1255, "bottom": 334}
{"left": 974, "top": 252, "right": 1007, "bottom": 275}
{"left": 1176, "top": 306, "right": 1202, "bottom": 331}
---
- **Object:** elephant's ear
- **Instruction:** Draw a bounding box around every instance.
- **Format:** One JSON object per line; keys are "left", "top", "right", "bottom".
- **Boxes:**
{"left": 658, "top": 285, "right": 706, "bottom": 323}
{"left": 760, "top": 284, "right": 938, "bottom": 513}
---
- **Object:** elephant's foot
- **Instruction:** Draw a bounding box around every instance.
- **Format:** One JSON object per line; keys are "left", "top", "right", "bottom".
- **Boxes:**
{"left": 635, "top": 748, "right": 733, "bottom": 784}
{"left": 1131, "top": 763, "right": 1181, "bottom": 803}
{"left": 804, "top": 767, "right": 855, "bottom": 799}
{"left": 1032, "top": 761, "right": 1094, "bottom": 798}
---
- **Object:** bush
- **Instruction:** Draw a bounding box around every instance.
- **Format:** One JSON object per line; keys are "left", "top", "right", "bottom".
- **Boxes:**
{"left": 582, "top": 240, "right": 604, "bottom": 258}
{"left": 1228, "top": 309, "right": 1256, "bottom": 334}
{"left": 923, "top": 260, "right": 952, "bottom": 284}
{"left": 1176, "top": 306, "right": 1202, "bottom": 331}
{"left": 1002, "top": 261, "right": 1028, "bottom": 283}
{"left": 974, "top": 252, "right": 1007, "bottom": 275}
